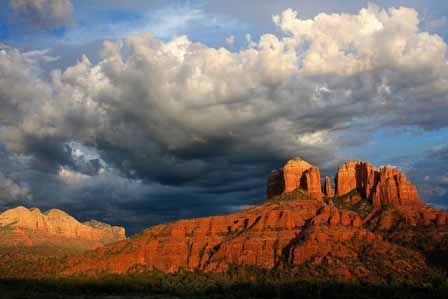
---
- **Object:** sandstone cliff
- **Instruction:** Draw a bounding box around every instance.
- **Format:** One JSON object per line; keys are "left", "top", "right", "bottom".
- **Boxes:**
{"left": 334, "top": 161, "right": 422, "bottom": 208}
{"left": 267, "top": 157, "right": 323, "bottom": 201}
{"left": 324, "top": 176, "right": 334, "bottom": 197}
{"left": 0, "top": 206, "right": 125, "bottom": 250}
{"left": 2, "top": 157, "right": 447, "bottom": 284}
{"left": 61, "top": 158, "right": 448, "bottom": 283}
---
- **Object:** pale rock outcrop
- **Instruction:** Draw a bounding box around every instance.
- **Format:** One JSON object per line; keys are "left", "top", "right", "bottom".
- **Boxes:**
{"left": 0, "top": 206, "right": 125, "bottom": 249}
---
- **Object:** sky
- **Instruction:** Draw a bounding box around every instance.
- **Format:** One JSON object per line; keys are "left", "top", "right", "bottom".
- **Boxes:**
{"left": 0, "top": 0, "right": 448, "bottom": 234}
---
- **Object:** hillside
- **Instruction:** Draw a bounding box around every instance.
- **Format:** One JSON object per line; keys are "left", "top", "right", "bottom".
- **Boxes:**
{"left": 57, "top": 157, "right": 448, "bottom": 284}
{"left": 0, "top": 206, "right": 126, "bottom": 277}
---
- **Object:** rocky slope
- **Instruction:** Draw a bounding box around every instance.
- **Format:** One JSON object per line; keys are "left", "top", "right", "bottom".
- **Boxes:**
{"left": 59, "top": 157, "right": 448, "bottom": 283}
{"left": 0, "top": 206, "right": 125, "bottom": 250}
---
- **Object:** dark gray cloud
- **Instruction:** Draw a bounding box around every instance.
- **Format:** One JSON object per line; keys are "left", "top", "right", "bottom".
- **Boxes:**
{"left": 10, "top": 0, "right": 73, "bottom": 29}
{"left": 401, "top": 144, "right": 448, "bottom": 210}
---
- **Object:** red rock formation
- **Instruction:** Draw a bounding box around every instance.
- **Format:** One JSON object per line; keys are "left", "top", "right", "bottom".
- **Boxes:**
{"left": 267, "top": 169, "right": 284, "bottom": 198}
{"left": 64, "top": 198, "right": 325, "bottom": 274}
{"left": 282, "top": 157, "right": 313, "bottom": 193}
{"left": 324, "top": 176, "right": 334, "bottom": 197}
{"left": 62, "top": 196, "right": 435, "bottom": 283}
{"left": 335, "top": 161, "right": 378, "bottom": 198}
{"left": 368, "top": 204, "right": 447, "bottom": 231}
{"left": 304, "top": 167, "right": 323, "bottom": 201}
{"left": 0, "top": 206, "right": 125, "bottom": 250}
{"left": 372, "top": 166, "right": 422, "bottom": 208}
{"left": 335, "top": 161, "right": 421, "bottom": 208}
{"left": 2, "top": 157, "right": 447, "bottom": 285}
{"left": 267, "top": 157, "right": 322, "bottom": 200}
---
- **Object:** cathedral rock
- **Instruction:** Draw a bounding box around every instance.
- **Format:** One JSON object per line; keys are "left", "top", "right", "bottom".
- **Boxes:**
{"left": 268, "top": 158, "right": 422, "bottom": 209}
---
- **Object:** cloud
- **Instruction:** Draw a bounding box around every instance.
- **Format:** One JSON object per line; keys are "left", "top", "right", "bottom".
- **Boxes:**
{"left": 0, "top": 171, "right": 32, "bottom": 202}
{"left": 49, "top": 5, "right": 448, "bottom": 169}
{"left": 58, "top": 3, "right": 242, "bottom": 46}
{"left": 10, "top": 0, "right": 74, "bottom": 29}
{"left": 1, "top": 5, "right": 448, "bottom": 232}
{"left": 430, "top": 16, "right": 447, "bottom": 29}
{"left": 142, "top": 4, "right": 206, "bottom": 39}
{"left": 441, "top": 176, "right": 448, "bottom": 184}
{"left": 225, "top": 35, "right": 235, "bottom": 46}
{"left": 4, "top": 5, "right": 448, "bottom": 181}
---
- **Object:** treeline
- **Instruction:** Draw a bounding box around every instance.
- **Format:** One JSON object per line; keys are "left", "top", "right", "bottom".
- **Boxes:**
{"left": 1, "top": 266, "right": 448, "bottom": 299}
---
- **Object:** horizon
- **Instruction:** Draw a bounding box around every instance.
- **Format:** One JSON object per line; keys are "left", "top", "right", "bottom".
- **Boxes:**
{"left": 0, "top": 0, "right": 448, "bottom": 235}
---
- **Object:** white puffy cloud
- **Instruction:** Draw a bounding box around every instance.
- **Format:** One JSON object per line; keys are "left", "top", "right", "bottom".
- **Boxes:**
{"left": 10, "top": 0, "right": 73, "bottom": 29}
{"left": 49, "top": 6, "right": 446, "bottom": 160}
{"left": 225, "top": 35, "right": 235, "bottom": 46}
{"left": 273, "top": 5, "right": 447, "bottom": 76}
{"left": 1, "top": 5, "right": 448, "bottom": 184}
{"left": 2, "top": 4, "right": 448, "bottom": 229}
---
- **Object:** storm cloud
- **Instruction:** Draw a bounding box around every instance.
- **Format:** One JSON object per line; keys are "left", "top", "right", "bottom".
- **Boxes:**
{"left": 1, "top": 5, "right": 448, "bottom": 233}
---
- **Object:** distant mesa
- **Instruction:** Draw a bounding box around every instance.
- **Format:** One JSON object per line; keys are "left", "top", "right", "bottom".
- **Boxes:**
{"left": 0, "top": 206, "right": 125, "bottom": 250}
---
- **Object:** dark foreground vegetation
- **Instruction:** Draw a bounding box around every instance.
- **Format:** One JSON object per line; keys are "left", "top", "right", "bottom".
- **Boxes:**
{"left": 1, "top": 267, "right": 448, "bottom": 299}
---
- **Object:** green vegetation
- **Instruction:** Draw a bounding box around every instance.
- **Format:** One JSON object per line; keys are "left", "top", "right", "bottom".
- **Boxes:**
{"left": 0, "top": 267, "right": 447, "bottom": 299}
{"left": 331, "top": 189, "right": 374, "bottom": 218}
{"left": 385, "top": 228, "right": 448, "bottom": 272}
{"left": 268, "top": 188, "right": 310, "bottom": 203}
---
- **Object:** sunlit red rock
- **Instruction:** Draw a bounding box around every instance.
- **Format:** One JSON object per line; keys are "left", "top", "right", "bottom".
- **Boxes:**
{"left": 304, "top": 167, "right": 323, "bottom": 201}
{"left": 372, "top": 166, "right": 422, "bottom": 208}
{"left": 335, "top": 161, "right": 378, "bottom": 198}
{"left": 335, "top": 161, "right": 422, "bottom": 209}
{"left": 0, "top": 206, "right": 125, "bottom": 250}
{"left": 267, "top": 157, "right": 322, "bottom": 200}
{"left": 1, "top": 157, "right": 447, "bottom": 285}
{"left": 324, "top": 176, "right": 334, "bottom": 197}
{"left": 282, "top": 157, "right": 313, "bottom": 193}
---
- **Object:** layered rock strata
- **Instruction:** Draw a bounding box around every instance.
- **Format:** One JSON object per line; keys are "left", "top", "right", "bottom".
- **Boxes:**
{"left": 0, "top": 206, "right": 125, "bottom": 249}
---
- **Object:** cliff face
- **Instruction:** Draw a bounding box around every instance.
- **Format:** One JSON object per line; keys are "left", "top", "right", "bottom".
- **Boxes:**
{"left": 324, "top": 176, "right": 334, "bottom": 197}
{"left": 334, "top": 162, "right": 422, "bottom": 208}
{"left": 372, "top": 166, "right": 422, "bottom": 208}
{"left": 268, "top": 158, "right": 421, "bottom": 208}
{"left": 0, "top": 206, "right": 125, "bottom": 250}
{"left": 283, "top": 157, "right": 313, "bottom": 193}
{"left": 62, "top": 158, "right": 448, "bottom": 283}
{"left": 267, "top": 157, "right": 323, "bottom": 201}
{"left": 335, "top": 161, "right": 378, "bottom": 199}
{"left": 266, "top": 169, "right": 284, "bottom": 198}
{"left": 3, "top": 157, "right": 447, "bottom": 284}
